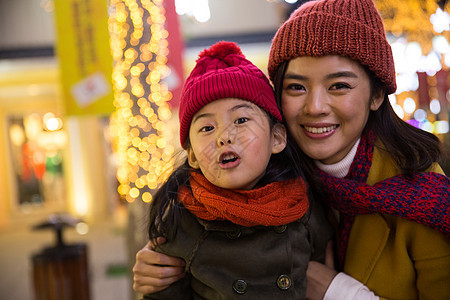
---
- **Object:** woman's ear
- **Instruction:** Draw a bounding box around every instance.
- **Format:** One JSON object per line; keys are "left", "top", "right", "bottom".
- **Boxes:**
{"left": 186, "top": 148, "right": 200, "bottom": 169}
{"left": 370, "top": 88, "right": 385, "bottom": 111}
{"left": 271, "top": 123, "right": 287, "bottom": 154}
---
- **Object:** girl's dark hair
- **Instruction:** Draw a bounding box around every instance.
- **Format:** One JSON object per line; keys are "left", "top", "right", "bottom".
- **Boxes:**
{"left": 148, "top": 112, "right": 310, "bottom": 241}
{"left": 148, "top": 158, "right": 192, "bottom": 241}
{"left": 272, "top": 61, "right": 442, "bottom": 177}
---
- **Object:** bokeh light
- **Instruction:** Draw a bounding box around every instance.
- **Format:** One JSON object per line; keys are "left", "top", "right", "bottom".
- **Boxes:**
{"left": 109, "top": 0, "right": 175, "bottom": 203}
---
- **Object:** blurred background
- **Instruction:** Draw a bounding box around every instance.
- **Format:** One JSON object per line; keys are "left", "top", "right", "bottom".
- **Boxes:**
{"left": 0, "top": 0, "right": 448, "bottom": 299}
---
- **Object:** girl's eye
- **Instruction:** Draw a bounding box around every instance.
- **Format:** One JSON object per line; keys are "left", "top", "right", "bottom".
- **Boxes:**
{"left": 235, "top": 117, "right": 248, "bottom": 124}
{"left": 200, "top": 126, "right": 214, "bottom": 132}
{"left": 330, "top": 82, "right": 351, "bottom": 90}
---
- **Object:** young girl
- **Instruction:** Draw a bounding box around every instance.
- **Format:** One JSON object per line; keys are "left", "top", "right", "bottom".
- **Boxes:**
{"left": 143, "top": 41, "right": 332, "bottom": 299}
{"left": 268, "top": 0, "right": 449, "bottom": 298}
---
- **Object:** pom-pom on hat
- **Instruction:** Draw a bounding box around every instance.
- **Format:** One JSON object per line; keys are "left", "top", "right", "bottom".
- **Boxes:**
{"left": 179, "top": 41, "right": 282, "bottom": 147}
{"left": 268, "top": 0, "right": 397, "bottom": 95}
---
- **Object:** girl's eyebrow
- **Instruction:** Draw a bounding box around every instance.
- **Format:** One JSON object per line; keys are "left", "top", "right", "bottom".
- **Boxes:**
{"left": 192, "top": 103, "right": 255, "bottom": 123}
{"left": 230, "top": 103, "right": 253, "bottom": 112}
{"left": 192, "top": 112, "right": 213, "bottom": 123}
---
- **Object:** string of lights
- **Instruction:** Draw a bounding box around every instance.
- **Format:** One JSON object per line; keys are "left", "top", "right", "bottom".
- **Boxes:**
{"left": 109, "top": 0, "right": 175, "bottom": 204}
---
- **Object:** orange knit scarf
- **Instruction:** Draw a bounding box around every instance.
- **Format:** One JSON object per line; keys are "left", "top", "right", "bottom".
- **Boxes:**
{"left": 178, "top": 172, "right": 310, "bottom": 227}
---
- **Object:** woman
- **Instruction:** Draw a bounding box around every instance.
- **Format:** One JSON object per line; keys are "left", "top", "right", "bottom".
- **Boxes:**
{"left": 133, "top": 0, "right": 450, "bottom": 299}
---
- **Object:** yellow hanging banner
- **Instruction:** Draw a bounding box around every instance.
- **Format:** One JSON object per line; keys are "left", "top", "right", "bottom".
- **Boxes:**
{"left": 54, "top": 0, "right": 114, "bottom": 116}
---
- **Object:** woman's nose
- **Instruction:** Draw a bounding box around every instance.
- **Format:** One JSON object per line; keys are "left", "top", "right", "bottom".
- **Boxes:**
{"left": 303, "top": 89, "right": 329, "bottom": 116}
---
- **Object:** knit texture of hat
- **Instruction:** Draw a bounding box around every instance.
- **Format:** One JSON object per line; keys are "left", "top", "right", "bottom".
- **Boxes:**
{"left": 179, "top": 41, "right": 281, "bottom": 147}
{"left": 268, "top": 0, "right": 397, "bottom": 95}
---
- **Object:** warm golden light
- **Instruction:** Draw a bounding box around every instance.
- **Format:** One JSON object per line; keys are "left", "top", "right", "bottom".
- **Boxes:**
{"left": 376, "top": 0, "right": 450, "bottom": 55}
{"left": 109, "top": 0, "right": 174, "bottom": 203}
{"left": 9, "top": 124, "right": 26, "bottom": 147}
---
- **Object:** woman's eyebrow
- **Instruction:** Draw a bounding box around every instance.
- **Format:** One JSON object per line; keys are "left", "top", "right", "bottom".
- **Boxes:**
{"left": 284, "top": 73, "right": 308, "bottom": 80}
{"left": 284, "top": 71, "right": 358, "bottom": 80}
{"left": 325, "top": 71, "right": 358, "bottom": 79}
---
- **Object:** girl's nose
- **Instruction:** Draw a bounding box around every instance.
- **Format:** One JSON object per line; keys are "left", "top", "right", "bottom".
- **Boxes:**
{"left": 217, "top": 131, "right": 233, "bottom": 146}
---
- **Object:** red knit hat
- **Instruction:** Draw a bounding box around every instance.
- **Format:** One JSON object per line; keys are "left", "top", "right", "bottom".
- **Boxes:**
{"left": 179, "top": 41, "right": 282, "bottom": 147}
{"left": 268, "top": 0, "right": 397, "bottom": 95}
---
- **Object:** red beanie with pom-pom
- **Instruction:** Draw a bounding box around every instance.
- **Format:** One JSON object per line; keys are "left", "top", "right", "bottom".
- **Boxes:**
{"left": 179, "top": 41, "right": 281, "bottom": 147}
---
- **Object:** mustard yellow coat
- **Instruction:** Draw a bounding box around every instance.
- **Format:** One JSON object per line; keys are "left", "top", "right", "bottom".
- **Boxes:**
{"left": 343, "top": 147, "right": 450, "bottom": 300}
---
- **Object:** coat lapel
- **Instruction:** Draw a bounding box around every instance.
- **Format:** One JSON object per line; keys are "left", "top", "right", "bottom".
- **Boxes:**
{"left": 343, "top": 213, "right": 390, "bottom": 283}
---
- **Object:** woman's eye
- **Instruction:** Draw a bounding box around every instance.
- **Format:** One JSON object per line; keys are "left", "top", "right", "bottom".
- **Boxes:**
{"left": 235, "top": 117, "right": 248, "bottom": 124}
{"left": 330, "top": 82, "right": 351, "bottom": 90}
{"left": 285, "top": 83, "right": 305, "bottom": 91}
{"left": 200, "top": 126, "right": 214, "bottom": 132}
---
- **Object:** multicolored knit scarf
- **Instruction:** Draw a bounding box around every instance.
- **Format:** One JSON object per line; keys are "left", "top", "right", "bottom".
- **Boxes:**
{"left": 178, "top": 172, "right": 309, "bottom": 227}
{"left": 319, "top": 131, "right": 450, "bottom": 268}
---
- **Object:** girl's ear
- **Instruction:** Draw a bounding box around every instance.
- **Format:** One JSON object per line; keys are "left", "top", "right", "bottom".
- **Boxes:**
{"left": 271, "top": 123, "right": 287, "bottom": 154}
{"left": 370, "top": 88, "right": 385, "bottom": 111}
{"left": 186, "top": 148, "right": 200, "bottom": 169}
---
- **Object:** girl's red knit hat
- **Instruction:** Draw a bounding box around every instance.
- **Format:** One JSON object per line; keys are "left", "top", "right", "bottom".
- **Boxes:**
{"left": 268, "top": 0, "right": 397, "bottom": 95}
{"left": 179, "top": 41, "right": 282, "bottom": 147}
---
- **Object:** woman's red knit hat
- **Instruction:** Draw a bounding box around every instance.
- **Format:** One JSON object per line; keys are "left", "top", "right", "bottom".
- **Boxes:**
{"left": 179, "top": 41, "right": 282, "bottom": 147}
{"left": 268, "top": 0, "right": 397, "bottom": 95}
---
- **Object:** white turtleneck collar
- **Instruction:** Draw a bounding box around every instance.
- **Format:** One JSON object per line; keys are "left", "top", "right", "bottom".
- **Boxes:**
{"left": 314, "top": 139, "right": 360, "bottom": 178}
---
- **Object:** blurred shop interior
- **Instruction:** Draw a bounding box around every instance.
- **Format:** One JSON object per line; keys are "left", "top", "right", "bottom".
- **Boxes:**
{"left": 0, "top": 0, "right": 449, "bottom": 299}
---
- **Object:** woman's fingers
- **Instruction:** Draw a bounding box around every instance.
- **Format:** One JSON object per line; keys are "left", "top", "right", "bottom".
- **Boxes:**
{"left": 149, "top": 237, "right": 167, "bottom": 249}
{"left": 136, "top": 242, "right": 186, "bottom": 268}
{"left": 324, "top": 240, "right": 335, "bottom": 269}
{"left": 133, "top": 264, "right": 185, "bottom": 294}
{"left": 132, "top": 240, "right": 186, "bottom": 294}
{"left": 306, "top": 241, "right": 337, "bottom": 300}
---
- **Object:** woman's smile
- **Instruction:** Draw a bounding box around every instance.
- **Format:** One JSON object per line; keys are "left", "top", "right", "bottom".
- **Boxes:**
{"left": 302, "top": 124, "right": 338, "bottom": 137}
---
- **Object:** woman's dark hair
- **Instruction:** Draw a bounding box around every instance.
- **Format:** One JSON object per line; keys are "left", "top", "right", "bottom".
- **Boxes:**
{"left": 272, "top": 60, "right": 442, "bottom": 176}
{"left": 365, "top": 69, "right": 441, "bottom": 174}
{"left": 148, "top": 111, "right": 310, "bottom": 241}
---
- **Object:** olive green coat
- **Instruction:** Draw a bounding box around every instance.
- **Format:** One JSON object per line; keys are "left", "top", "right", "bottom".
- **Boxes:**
{"left": 144, "top": 198, "right": 333, "bottom": 299}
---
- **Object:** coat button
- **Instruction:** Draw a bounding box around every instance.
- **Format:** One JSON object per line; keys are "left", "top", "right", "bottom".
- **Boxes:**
{"left": 232, "top": 279, "right": 248, "bottom": 294}
{"left": 226, "top": 230, "right": 241, "bottom": 239}
{"left": 277, "top": 275, "right": 292, "bottom": 290}
{"left": 273, "top": 224, "right": 287, "bottom": 233}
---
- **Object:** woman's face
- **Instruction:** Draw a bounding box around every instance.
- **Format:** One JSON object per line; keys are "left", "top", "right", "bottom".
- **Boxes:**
{"left": 281, "top": 55, "right": 384, "bottom": 164}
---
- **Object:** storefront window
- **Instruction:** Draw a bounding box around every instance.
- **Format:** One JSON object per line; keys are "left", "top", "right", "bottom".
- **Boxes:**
{"left": 7, "top": 113, "right": 66, "bottom": 210}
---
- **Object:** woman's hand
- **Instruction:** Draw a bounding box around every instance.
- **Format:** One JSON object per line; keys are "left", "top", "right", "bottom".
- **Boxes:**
{"left": 306, "top": 241, "right": 338, "bottom": 300}
{"left": 133, "top": 238, "right": 186, "bottom": 294}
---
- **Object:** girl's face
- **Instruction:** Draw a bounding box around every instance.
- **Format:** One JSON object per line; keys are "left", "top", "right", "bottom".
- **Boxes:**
{"left": 187, "top": 98, "right": 286, "bottom": 190}
{"left": 281, "top": 55, "right": 384, "bottom": 164}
